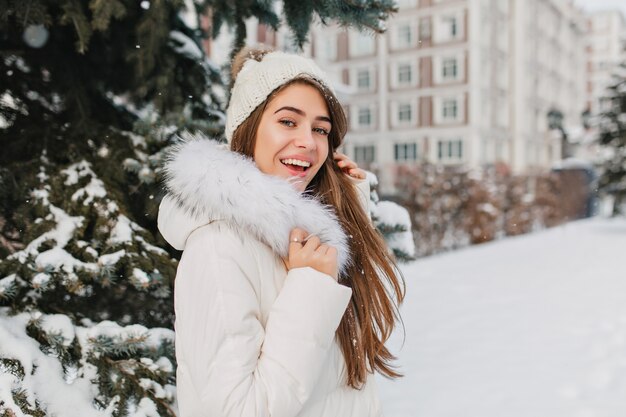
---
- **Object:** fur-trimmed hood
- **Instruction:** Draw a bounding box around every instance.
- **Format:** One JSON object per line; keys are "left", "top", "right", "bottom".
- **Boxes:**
{"left": 157, "top": 136, "right": 351, "bottom": 274}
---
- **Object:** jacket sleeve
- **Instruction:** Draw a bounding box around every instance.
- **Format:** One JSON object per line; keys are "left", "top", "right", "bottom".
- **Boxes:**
{"left": 174, "top": 225, "right": 353, "bottom": 417}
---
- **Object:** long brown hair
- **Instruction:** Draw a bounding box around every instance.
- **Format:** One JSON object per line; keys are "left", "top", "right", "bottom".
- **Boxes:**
{"left": 230, "top": 49, "right": 405, "bottom": 388}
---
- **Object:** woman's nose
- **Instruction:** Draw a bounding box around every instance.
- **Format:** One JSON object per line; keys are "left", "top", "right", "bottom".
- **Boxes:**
{"left": 293, "top": 126, "right": 316, "bottom": 149}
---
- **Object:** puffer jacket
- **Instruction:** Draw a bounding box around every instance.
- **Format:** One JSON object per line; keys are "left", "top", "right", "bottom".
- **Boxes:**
{"left": 157, "top": 138, "right": 381, "bottom": 417}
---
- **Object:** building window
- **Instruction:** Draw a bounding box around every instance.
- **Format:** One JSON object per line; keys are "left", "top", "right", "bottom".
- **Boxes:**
{"left": 442, "top": 98, "right": 458, "bottom": 120}
{"left": 357, "top": 68, "right": 371, "bottom": 90}
{"left": 434, "top": 54, "right": 464, "bottom": 84}
{"left": 398, "top": 63, "right": 413, "bottom": 85}
{"left": 443, "top": 15, "right": 458, "bottom": 38}
{"left": 398, "top": 103, "right": 413, "bottom": 123}
{"left": 358, "top": 106, "right": 372, "bottom": 127}
{"left": 442, "top": 57, "right": 458, "bottom": 80}
{"left": 434, "top": 12, "right": 463, "bottom": 43}
{"left": 396, "top": 24, "right": 413, "bottom": 48}
{"left": 354, "top": 145, "right": 376, "bottom": 164}
{"left": 419, "top": 18, "right": 431, "bottom": 40}
{"left": 437, "top": 139, "right": 463, "bottom": 161}
{"left": 351, "top": 32, "right": 375, "bottom": 57}
{"left": 323, "top": 35, "right": 337, "bottom": 61}
{"left": 394, "top": 143, "right": 418, "bottom": 161}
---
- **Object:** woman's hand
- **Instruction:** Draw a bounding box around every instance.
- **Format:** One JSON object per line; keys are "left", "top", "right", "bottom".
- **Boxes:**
{"left": 334, "top": 152, "right": 366, "bottom": 180}
{"left": 284, "top": 228, "right": 338, "bottom": 281}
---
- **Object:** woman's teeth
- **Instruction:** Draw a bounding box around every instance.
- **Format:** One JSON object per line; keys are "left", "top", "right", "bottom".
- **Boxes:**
{"left": 281, "top": 159, "right": 311, "bottom": 168}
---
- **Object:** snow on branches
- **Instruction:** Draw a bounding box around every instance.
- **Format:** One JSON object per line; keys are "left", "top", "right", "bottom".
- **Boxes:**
{"left": 0, "top": 309, "right": 176, "bottom": 417}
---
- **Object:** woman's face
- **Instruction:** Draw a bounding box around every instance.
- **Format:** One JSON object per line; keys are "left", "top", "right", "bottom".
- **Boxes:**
{"left": 254, "top": 83, "right": 331, "bottom": 192}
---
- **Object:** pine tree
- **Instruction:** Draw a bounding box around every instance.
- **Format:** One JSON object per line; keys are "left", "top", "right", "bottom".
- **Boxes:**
{"left": 596, "top": 63, "right": 626, "bottom": 216}
{"left": 366, "top": 173, "right": 416, "bottom": 262}
{"left": 0, "top": 1, "right": 398, "bottom": 415}
{"left": 204, "top": 0, "right": 396, "bottom": 55}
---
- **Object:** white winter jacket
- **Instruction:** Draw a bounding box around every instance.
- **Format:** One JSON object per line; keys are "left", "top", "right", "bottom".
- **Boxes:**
{"left": 157, "top": 138, "right": 382, "bottom": 417}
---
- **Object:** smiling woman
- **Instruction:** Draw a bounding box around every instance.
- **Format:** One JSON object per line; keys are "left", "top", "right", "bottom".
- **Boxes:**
{"left": 158, "top": 47, "right": 405, "bottom": 417}
{"left": 252, "top": 83, "right": 331, "bottom": 191}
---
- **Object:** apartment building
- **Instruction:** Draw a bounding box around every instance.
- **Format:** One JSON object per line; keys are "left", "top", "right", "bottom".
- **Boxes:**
{"left": 202, "top": 0, "right": 589, "bottom": 193}
{"left": 310, "top": 0, "right": 587, "bottom": 192}
{"left": 508, "top": 0, "right": 587, "bottom": 171}
{"left": 312, "top": 0, "right": 478, "bottom": 193}
{"left": 585, "top": 10, "right": 626, "bottom": 115}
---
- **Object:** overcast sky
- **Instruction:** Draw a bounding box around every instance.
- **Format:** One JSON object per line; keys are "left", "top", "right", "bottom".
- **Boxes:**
{"left": 575, "top": 0, "right": 626, "bottom": 18}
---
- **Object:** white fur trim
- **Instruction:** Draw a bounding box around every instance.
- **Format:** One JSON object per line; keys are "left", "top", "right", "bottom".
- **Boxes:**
{"left": 225, "top": 51, "right": 334, "bottom": 143}
{"left": 159, "top": 136, "right": 351, "bottom": 274}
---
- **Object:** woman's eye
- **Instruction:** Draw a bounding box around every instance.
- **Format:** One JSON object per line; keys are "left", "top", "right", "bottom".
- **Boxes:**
{"left": 314, "top": 127, "right": 330, "bottom": 136}
{"left": 279, "top": 119, "right": 295, "bottom": 127}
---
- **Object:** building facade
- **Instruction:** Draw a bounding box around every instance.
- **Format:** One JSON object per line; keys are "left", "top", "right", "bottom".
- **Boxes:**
{"left": 508, "top": 0, "right": 587, "bottom": 172}
{"left": 311, "top": 0, "right": 587, "bottom": 192}
{"left": 585, "top": 10, "right": 626, "bottom": 115}
{"left": 203, "top": 0, "right": 592, "bottom": 194}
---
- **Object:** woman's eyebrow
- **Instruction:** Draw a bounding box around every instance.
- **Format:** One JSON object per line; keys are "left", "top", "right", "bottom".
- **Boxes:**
{"left": 274, "top": 106, "right": 331, "bottom": 124}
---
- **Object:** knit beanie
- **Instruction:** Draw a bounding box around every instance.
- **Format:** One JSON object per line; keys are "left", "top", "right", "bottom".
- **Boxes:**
{"left": 225, "top": 49, "right": 335, "bottom": 143}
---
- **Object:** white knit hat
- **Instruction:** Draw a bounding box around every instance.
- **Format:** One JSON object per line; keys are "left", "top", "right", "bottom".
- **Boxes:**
{"left": 225, "top": 51, "right": 334, "bottom": 143}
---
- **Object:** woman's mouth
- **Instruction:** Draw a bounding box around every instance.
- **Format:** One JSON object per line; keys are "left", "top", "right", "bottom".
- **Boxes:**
{"left": 280, "top": 158, "right": 311, "bottom": 177}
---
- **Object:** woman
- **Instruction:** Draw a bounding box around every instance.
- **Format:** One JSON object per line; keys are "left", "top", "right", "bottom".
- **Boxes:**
{"left": 158, "top": 47, "right": 405, "bottom": 417}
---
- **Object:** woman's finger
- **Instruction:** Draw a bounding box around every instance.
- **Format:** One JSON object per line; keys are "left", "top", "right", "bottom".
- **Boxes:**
{"left": 334, "top": 152, "right": 363, "bottom": 177}
{"left": 289, "top": 228, "right": 308, "bottom": 253}
{"left": 334, "top": 153, "right": 354, "bottom": 166}
{"left": 318, "top": 244, "right": 329, "bottom": 254}
{"left": 302, "top": 235, "right": 321, "bottom": 252}
{"left": 349, "top": 168, "right": 367, "bottom": 180}
{"left": 289, "top": 228, "right": 307, "bottom": 242}
{"left": 333, "top": 151, "right": 348, "bottom": 160}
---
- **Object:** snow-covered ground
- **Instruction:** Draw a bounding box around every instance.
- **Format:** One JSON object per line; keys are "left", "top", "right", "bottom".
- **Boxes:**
{"left": 377, "top": 217, "right": 626, "bottom": 417}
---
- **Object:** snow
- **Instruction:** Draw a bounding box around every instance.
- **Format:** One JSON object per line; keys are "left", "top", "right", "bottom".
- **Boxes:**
{"left": 0, "top": 373, "right": 28, "bottom": 417}
{"left": 552, "top": 158, "right": 595, "bottom": 171}
{"left": 41, "top": 314, "right": 75, "bottom": 347}
{"left": 81, "top": 320, "right": 148, "bottom": 342}
{"left": 0, "top": 317, "right": 177, "bottom": 415}
{"left": 144, "top": 328, "right": 175, "bottom": 350}
{"left": 0, "top": 92, "right": 20, "bottom": 110}
{"left": 478, "top": 202, "right": 498, "bottom": 215}
{"left": 132, "top": 268, "right": 150, "bottom": 286}
{"left": 377, "top": 216, "right": 626, "bottom": 417}
{"left": 0, "top": 274, "right": 17, "bottom": 295}
{"left": 35, "top": 247, "right": 97, "bottom": 275}
{"left": 98, "top": 145, "right": 110, "bottom": 158}
{"left": 366, "top": 170, "right": 379, "bottom": 189}
{"left": 179, "top": 0, "right": 198, "bottom": 29}
{"left": 0, "top": 310, "right": 107, "bottom": 417}
{"left": 121, "top": 131, "right": 147, "bottom": 149}
{"left": 61, "top": 161, "right": 107, "bottom": 205}
{"left": 85, "top": 246, "right": 99, "bottom": 258}
{"left": 372, "top": 201, "right": 416, "bottom": 257}
{"left": 98, "top": 249, "right": 126, "bottom": 266}
{"left": 32, "top": 272, "right": 51, "bottom": 287}
{"left": 134, "top": 397, "right": 160, "bottom": 417}
{"left": 170, "top": 31, "right": 203, "bottom": 60}
{"left": 108, "top": 215, "right": 134, "bottom": 245}
{"left": 155, "top": 357, "right": 174, "bottom": 373}
{"left": 31, "top": 187, "right": 50, "bottom": 205}
{"left": 135, "top": 236, "right": 168, "bottom": 256}
{"left": 139, "top": 378, "right": 167, "bottom": 399}
{"left": 10, "top": 204, "right": 83, "bottom": 264}
{"left": 71, "top": 176, "right": 106, "bottom": 205}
